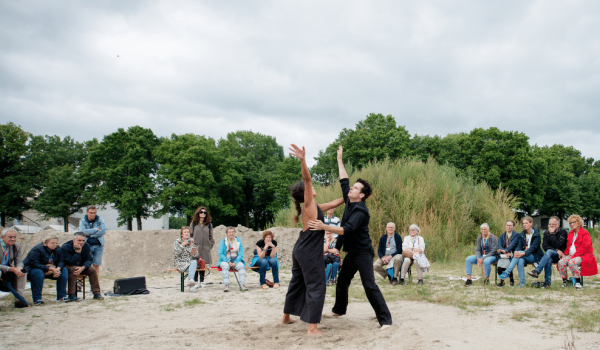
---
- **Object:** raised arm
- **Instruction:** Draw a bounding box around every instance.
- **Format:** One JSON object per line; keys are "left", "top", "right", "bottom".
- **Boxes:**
{"left": 318, "top": 198, "right": 344, "bottom": 212}
{"left": 337, "top": 145, "right": 348, "bottom": 180}
{"left": 289, "top": 144, "right": 317, "bottom": 229}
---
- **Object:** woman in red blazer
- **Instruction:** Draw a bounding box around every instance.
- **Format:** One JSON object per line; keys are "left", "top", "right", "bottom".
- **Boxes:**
{"left": 557, "top": 214, "right": 598, "bottom": 290}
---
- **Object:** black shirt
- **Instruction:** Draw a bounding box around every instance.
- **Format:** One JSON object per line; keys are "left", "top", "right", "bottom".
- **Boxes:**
{"left": 338, "top": 178, "right": 374, "bottom": 255}
{"left": 256, "top": 239, "right": 278, "bottom": 257}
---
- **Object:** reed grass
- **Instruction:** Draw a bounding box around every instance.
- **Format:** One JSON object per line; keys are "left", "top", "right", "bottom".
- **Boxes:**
{"left": 272, "top": 157, "right": 520, "bottom": 261}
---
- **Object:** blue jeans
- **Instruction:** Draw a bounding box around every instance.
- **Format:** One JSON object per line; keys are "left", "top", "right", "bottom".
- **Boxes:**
{"left": 535, "top": 249, "right": 558, "bottom": 284}
{"left": 325, "top": 262, "right": 340, "bottom": 282}
{"left": 505, "top": 251, "right": 536, "bottom": 285}
{"left": 0, "top": 273, "right": 28, "bottom": 305}
{"left": 187, "top": 260, "right": 198, "bottom": 282}
{"left": 256, "top": 258, "right": 279, "bottom": 285}
{"left": 465, "top": 255, "right": 498, "bottom": 278}
{"left": 89, "top": 245, "right": 104, "bottom": 266}
{"left": 29, "top": 268, "right": 68, "bottom": 301}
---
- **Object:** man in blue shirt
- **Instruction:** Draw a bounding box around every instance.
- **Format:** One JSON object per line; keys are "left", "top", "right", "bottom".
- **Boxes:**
{"left": 78, "top": 205, "right": 107, "bottom": 277}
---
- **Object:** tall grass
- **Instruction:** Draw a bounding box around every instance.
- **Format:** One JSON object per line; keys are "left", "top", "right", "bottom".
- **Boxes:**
{"left": 271, "top": 157, "right": 520, "bottom": 261}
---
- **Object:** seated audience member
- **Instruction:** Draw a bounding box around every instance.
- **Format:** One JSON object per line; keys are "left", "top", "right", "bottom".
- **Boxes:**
{"left": 373, "top": 222, "right": 402, "bottom": 286}
{"left": 61, "top": 231, "right": 103, "bottom": 301}
{"left": 173, "top": 226, "right": 201, "bottom": 292}
{"left": 464, "top": 223, "right": 498, "bottom": 286}
{"left": 23, "top": 235, "right": 68, "bottom": 305}
{"left": 0, "top": 229, "right": 29, "bottom": 308}
{"left": 499, "top": 216, "right": 544, "bottom": 287}
{"left": 527, "top": 216, "right": 568, "bottom": 288}
{"left": 251, "top": 230, "right": 280, "bottom": 290}
{"left": 496, "top": 220, "right": 519, "bottom": 287}
{"left": 323, "top": 231, "right": 340, "bottom": 286}
{"left": 217, "top": 227, "right": 247, "bottom": 292}
{"left": 400, "top": 224, "right": 426, "bottom": 285}
{"left": 557, "top": 214, "right": 598, "bottom": 290}
{"left": 324, "top": 208, "right": 341, "bottom": 227}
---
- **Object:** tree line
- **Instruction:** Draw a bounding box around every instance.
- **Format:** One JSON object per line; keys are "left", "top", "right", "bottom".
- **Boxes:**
{"left": 0, "top": 123, "right": 300, "bottom": 231}
{"left": 312, "top": 113, "right": 600, "bottom": 226}
{"left": 2, "top": 114, "right": 599, "bottom": 231}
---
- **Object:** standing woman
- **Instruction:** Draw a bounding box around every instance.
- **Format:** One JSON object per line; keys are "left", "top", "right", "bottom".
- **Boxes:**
{"left": 282, "top": 144, "right": 344, "bottom": 336}
{"left": 190, "top": 206, "right": 215, "bottom": 288}
{"left": 557, "top": 214, "right": 598, "bottom": 290}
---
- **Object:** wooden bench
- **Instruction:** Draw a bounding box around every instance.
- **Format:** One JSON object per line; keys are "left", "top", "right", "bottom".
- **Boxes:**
{"left": 167, "top": 266, "right": 259, "bottom": 292}
{"left": 76, "top": 275, "right": 88, "bottom": 299}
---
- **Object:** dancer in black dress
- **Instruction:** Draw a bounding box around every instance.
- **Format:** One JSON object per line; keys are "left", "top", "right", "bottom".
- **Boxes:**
{"left": 282, "top": 144, "right": 344, "bottom": 336}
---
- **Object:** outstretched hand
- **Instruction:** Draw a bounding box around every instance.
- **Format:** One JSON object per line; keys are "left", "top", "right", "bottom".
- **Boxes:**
{"left": 337, "top": 145, "right": 343, "bottom": 161}
{"left": 289, "top": 144, "right": 306, "bottom": 161}
{"left": 308, "top": 220, "right": 325, "bottom": 231}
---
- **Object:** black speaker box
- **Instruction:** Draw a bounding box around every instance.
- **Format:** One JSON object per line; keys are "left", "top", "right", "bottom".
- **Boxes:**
{"left": 114, "top": 276, "right": 146, "bottom": 294}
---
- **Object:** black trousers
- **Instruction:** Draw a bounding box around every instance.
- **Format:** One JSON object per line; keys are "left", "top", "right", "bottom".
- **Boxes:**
{"left": 332, "top": 252, "right": 392, "bottom": 326}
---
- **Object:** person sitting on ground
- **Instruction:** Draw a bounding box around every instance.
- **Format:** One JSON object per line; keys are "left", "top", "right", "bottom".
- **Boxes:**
{"left": 23, "top": 235, "right": 68, "bottom": 305}
{"left": 373, "top": 222, "right": 403, "bottom": 286}
{"left": 78, "top": 205, "right": 106, "bottom": 278}
{"left": 251, "top": 230, "right": 280, "bottom": 290}
{"left": 557, "top": 214, "right": 598, "bottom": 290}
{"left": 323, "top": 231, "right": 340, "bottom": 286}
{"left": 217, "top": 227, "right": 247, "bottom": 292}
{"left": 61, "top": 231, "right": 103, "bottom": 301}
{"left": 189, "top": 206, "right": 214, "bottom": 288}
{"left": 400, "top": 224, "right": 426, "bottom": 285}
{"left": 173, "top": 226, "right": 201, "bottom": 292}
{"left": 0, "top": 229, "right": 29, "bottom": 308}
{"left": 464, "top": 223, "right": 498, "bottom": 286}
{"left": 499, "top": 216, "right": 544, "bottom": 287}
{"left": 496, "top": 220, "right": 519, "bottom": 287}
{"left": 527, "top": 216, "right": 568, "bottom": 288}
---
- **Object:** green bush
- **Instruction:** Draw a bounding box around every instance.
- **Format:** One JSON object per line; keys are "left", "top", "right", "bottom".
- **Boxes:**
{"left": 272, "top": 157, "right": 519, "bottom": 262}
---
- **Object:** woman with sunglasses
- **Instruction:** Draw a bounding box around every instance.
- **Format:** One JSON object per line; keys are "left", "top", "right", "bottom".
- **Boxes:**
{"left": 190, "top": 206, "right": 215, "bottom": 288}
{"left": 557, "top": 214, "right": 598, "bottom": 290}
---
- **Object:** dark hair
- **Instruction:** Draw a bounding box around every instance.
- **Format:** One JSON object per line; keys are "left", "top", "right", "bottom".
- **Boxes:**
{"left": 356, "top": 178, "right": 372, "bottom": 201}
{"left": 290, "top": 181, "right": 305, "bottom": 224}
{"left": 192, "top": 206, "right": 212, "bottom": 226}
{"left": 506, "top": 220, "right": 515, "bottom": 226}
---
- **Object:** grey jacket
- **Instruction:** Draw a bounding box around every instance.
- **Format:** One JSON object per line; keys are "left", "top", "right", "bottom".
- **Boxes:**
{"left": 0, "top": 242, "right": 23, "bottom": 273}
{"left": 476, "top": 234, "right": 498, "bottom": 260}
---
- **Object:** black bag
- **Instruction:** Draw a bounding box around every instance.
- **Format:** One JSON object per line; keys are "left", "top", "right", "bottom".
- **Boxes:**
{"left": 114, "top": 276, "right": 147, "bottom": 295}
{"left": 324, "top": 254, "right": 340, "bottom": 265}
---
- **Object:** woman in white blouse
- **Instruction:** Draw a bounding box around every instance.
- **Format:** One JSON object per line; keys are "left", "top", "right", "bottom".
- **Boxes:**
{"left": 400, "top": 224, "right": 426, "bottom": 285}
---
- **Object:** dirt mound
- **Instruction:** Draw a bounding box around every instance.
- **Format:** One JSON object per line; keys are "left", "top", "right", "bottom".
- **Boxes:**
{"left": 16, "top": 225, "right": 303, "bottom": 277}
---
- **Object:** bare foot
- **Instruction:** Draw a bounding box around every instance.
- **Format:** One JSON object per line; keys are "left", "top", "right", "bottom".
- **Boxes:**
{"left": 322, "top": 312, "right": 343, "bottom": 318}
{"left": 282, "top": 314, "right": 297, "bottom": 324}
{"left": 307, "top": 324, "right": 323, "bottom": 336}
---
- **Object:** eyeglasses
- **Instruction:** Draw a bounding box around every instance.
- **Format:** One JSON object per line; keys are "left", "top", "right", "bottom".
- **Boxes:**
{"left": 199, "top": 211, "right": 207, "bottom": 214}
{"left": 548, "top": 224, "right": 558, "bottom": 226}
{"left": 568, "top": 221, "right": 577, "bottom": 225}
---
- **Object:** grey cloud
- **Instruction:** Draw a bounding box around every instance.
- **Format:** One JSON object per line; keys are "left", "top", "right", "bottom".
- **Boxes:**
{"left": 2, "top": 1, "right": 600, "bottom": 165}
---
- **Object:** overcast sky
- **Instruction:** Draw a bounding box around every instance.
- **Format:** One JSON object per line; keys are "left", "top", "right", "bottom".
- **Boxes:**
{"left": 1, "top": 1, "right": 599, "bottom": 166}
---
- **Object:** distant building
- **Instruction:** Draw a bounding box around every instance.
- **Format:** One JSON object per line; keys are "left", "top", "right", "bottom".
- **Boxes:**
{"left": 7, "top": 205, "right": 168, "bottom": 232}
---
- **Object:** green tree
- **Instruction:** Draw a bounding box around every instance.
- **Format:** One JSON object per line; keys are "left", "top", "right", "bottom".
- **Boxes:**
{"left": 154, "top": 133, "right": 243, "bottom": 225}
{"left": 218, "top": 131, "right": 300, "bottom": 229}
{"left": 579, "top": 170, "right": 600, "bottom": 225}
{"left": 312, "top": 113, "right": 412, "bottom": 183}
{"left": 84, "top": 126, "right": 159, "bottom": 230}
{"left": 0, "top": 123, "right": 34, "bottom": 226}
{"left": 533, "top": 145, "right": 588, "bottom": 224}
{"left": 30, "top": 135, "right": 88, "bottom": 232}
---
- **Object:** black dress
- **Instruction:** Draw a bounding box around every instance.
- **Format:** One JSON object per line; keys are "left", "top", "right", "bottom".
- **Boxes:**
{"left": 283, "top": 206, "right": 326, "bottom": 324}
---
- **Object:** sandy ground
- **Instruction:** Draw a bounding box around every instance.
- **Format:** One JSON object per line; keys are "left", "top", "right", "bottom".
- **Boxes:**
{"left": 2, "top": 268, "right": 600, "bottom": 350}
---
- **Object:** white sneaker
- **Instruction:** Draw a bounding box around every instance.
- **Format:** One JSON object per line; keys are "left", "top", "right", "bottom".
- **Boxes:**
{"left": 200, "top": 282, "right": 207, "bottom": 288}
{"left": 189, "top": 286, "right": 198, "bottom": 292}
{"left": 224, "top": 285, "right": 229, "bottom": 293}
{"left": 187, "top": 280, "right": 196, "bottom": 287}
{"left": 575, "top": 283, "right": 583, "bottom": 290}
{"left": 240, "top": 284, "right": 248, "bottom": 291}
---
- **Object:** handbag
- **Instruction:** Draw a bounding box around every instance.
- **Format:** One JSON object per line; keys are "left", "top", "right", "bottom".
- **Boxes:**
{"left": 497, "top": 257, "right": 510, "bottom": 269}
{"left": 324, "top": 254, "right": 341, "bottom": 265}
{"left": 402, "top": 250, "right": 414, "bottom": 259}
{"left": 414, "top": 254, "right": 430, "bottom": 270}
{"left": 197, "top": 258, "right": 206, "bottom": 270}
